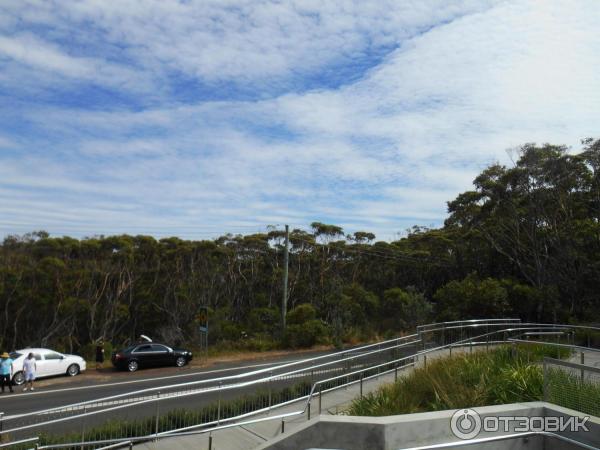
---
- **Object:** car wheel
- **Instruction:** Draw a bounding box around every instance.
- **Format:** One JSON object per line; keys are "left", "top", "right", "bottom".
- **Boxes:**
{"left": 127, "top": 360, "right": 139, "bottom": 372}
{"left": 67, "top": 364, "right": 80, "bottom": 377}
{"left": 12, "top": 371, "right": 25, "bottom": 386}
{"left": 175, "top": 356, "right": 186, "bottom": 367}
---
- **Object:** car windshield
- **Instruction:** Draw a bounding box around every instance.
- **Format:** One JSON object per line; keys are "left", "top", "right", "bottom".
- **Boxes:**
{"left": 121, "top": 345, "right": 136, "bottom": 353}
{"left": 9, "top": 352, "right": 22, "bottom": 359}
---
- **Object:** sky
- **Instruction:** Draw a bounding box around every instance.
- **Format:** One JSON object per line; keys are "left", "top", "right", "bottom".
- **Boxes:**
{"left": 1, "top": 0, "right": 599, "bottom": 241}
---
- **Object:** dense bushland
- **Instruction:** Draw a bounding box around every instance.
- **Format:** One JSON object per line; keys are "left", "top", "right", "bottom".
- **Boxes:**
{"left": 1, "top": 139, "right": 600, "bottom": 353}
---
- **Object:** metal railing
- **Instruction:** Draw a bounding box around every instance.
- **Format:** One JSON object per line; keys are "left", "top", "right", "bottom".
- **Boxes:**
{"left": 543, "top": 357, "right": 600, "bottom": 418}
{"left": 2, "top": 319, "right": 599, "bottom": 449}
{"left": 0, "top": 335, "right": 423, "bottom": 441}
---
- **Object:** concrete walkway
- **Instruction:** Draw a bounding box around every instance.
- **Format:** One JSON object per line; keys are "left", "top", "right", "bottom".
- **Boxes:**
{"left": 135, "top": 343, "right": 600, "bottom": 450}
{"left": 135, "top": 348, "right": 467, "bottom": 450}
{"left": 136, "top": 364, "right": 411, "bottom": 450}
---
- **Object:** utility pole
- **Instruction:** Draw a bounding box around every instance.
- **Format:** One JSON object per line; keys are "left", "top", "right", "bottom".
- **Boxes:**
{"left": 282, "top": 224, "right": 289, "bottom": 331}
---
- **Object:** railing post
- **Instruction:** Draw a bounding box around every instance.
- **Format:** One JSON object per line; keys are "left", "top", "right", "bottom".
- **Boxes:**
{"left": 154, "top": 391, "right": 161, "bottom": 441}
{"left": 543, "top": 360, "right": 548, "bottom": 401}
{"left": 442, "top": 324, "right": 445, "bottom": 346}
{"left": 424, "top": 354, "right": 427, "bottom": 368}
{"left": 268, "top": 372, "right": 273, "bottom": 411}
{"left": 449, "top": 343, "right": 452, "bottom": 356}
{"left": 307, "top": 401, "right": 311, "bottom": 420}
{"left": 470, "top": 339, "right": 473, "bottom": 354}
{"left": 394, "top": 363, "right": 398, "bottom": 382}
{"left": 208, "top": 433, "right": 213, "bottom": 450}
{"left": 217, "top": 382, "right": 222, "bottom": 424}
{"left": 511, "top": 342, "right": 516, "bottom": 360}
{"left": 581, "top": 352, "right": 585, "bottom": 382}
{"left": 281, "top": 418, "right": 285, "bottom": 434}
{"left": 360, "top": 373, "right": 363, "bottom": 398}
{"left": 0, "top": 412, "right": 4, "bottom": 434}
{"left": 318, "top": 385, "right": 322, "bottom": 414}
{"left": 80, "top": 405, "right": 87, "bottom": 450}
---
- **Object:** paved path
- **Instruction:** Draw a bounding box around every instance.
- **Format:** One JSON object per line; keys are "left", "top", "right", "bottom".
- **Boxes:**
{"left": 136, "top": 348, "right": 456, "bottom": 450}
{"left": 0, "top": 348, "right": 343, "bottom": 417}
{"left": 137, "top": 343, "right": 600, "bottom": 450}
{"left": 136, "top": 365, "right": 407, "bottom": 450}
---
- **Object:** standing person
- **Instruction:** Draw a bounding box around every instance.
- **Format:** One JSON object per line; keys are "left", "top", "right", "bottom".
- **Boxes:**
{"left": 23, "top": 352, "right": 37, "bottom": 391}
{"left": 95, "top": 341, "right": 105, "bottom": 370}
{"left": 0, "top": 352, "right": 14, "bottom": 393}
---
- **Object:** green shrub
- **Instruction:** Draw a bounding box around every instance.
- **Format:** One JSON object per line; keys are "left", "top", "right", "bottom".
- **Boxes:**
{"left": 347, "top": 344, "right": 565, "bottom": 416}
{"left": 283, "top": 319, "right": 329, "bottom": 348}
{"left": 287, "top": 303, "right": 317, "bottom": 325}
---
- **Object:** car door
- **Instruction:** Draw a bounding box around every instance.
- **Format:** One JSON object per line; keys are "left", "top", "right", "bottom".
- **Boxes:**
{"left": 150, "top": 344, "right": 172, "bottom": 366}
{"left": 41, "top": 351, "right": 65, "bottom": 376}
{"left": 132, "top": 344, "right": 155, "bottom": 367}
{"left": 33, "top": 352, "right": 51, "bottom": 377}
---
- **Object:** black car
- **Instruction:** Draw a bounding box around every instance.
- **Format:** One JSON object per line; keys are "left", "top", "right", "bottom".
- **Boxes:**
{"left": 111, "top": 343, "right": 193, "bottom": 372}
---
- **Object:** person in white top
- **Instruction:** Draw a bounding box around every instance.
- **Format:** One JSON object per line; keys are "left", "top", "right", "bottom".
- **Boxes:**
{"left": 23, "top": 353, "right": 37, "bottom": 391}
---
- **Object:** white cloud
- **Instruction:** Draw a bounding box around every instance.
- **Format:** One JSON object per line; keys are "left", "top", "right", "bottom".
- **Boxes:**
{"left": 1, "top": 0, "right": 600, "bottom": 240}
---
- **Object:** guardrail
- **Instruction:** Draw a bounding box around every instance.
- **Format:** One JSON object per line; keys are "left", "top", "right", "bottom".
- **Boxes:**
{"left": 94, "top": 323, "right": 594, "bottom": 448}
{"left": 2, "top": 319, "right": 598, "bottom": 449}
{"left": 543, "top": 357, "right": 600, "bottom": 418}
{"left": 0, "top": 337, "right": 423, "bottom": 440}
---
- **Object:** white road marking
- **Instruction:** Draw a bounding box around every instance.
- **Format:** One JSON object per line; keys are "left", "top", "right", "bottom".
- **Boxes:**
{"left": 6, "top": 365, "right": 362, "bottom": 419}
{"left": 5, "top": 361, "right": 290, "bottom": 399}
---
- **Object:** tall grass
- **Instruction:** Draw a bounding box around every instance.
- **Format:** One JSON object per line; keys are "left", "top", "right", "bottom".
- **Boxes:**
{"left": 348, "top": 345, "right": 568, "bottom": 416}
{"left": 546, "top": 368, "right": 600, "bottom": 417}
{"left": 28, "top": 380, "right": 312, "bottom": 449}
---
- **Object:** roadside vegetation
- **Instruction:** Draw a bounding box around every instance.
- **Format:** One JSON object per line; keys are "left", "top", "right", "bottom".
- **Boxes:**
{"left": 2, "top": 139, "right": 600, "bottom": 355}
{"left": 31, "top": 381, "right": 313, "bottom": 448}
{"left": 347, "top": 345, "right": 571, "bottom": 416}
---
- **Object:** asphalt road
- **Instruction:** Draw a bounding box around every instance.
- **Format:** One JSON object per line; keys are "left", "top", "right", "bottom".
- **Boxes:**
{"left": 0, "top": 348, "right": 338, "bottom": 417}
{"left": 0, "top": 340, "right": 419, "bottom": 442}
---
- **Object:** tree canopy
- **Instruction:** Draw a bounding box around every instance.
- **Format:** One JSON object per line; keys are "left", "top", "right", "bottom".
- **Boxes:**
{"left": 1, "top": 139, "right": 599, "bottom": 353}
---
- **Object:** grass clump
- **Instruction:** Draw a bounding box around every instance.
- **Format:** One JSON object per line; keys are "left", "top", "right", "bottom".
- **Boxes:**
{"left": 546, "top": 368, "right": 600, "bottom": 417}
{"left": 348, "top": 344, "right": 568, "bottom": 416}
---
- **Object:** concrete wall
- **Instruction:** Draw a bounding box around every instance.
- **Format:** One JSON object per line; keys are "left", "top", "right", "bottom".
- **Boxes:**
{"left": 258, "top": 402, "right": 600, "bottom": 450}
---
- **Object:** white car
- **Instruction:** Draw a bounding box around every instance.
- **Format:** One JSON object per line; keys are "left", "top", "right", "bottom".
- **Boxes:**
{"left": 9, "top": 348, "right": 87, "bottom": 385}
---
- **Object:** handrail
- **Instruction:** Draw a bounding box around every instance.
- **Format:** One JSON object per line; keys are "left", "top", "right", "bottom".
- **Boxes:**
{"left": 3, "top": 333, "right": 420, "bottom": 421}
{"left": 417, "top": 318, "right": 521, "bottom": 331}
{"left": 1, "top": 322, "right": 587, "bottom": 432}
{"left": 543, "top": 357, "right": 600, "bottom": 374}
{"left": 5, "top": 319, "right": 531, "bottom": 423}
{"left": 158, "top": 326, "right": 589, "bottom": 440}
{"left": 509, "top": 338, "right": 600, "bottom": 354}
{"left": 397, "top": 431, "right": 599, "bottom": 450}
{"left": 104, "top": 330, "right": 598, "bottom": 445}
{"left": 0, "top": 436, "right": 39, "bottom": 448}
{"left": 21, "top": 321, "right": 600, "bottom": 450}
{"left": 0, "top": 339, "right": 421, "bottom": 433}
{"left": 5, "top": 320, "right": 599, "bottom": 448}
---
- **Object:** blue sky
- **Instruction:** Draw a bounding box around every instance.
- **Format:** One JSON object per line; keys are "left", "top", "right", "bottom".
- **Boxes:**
{"left": 1, "top": 1, "right": 599, "bottom": 241}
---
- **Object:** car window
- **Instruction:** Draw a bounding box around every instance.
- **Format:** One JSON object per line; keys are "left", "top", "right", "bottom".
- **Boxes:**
{"left": 44, "top": 352, "right": 63, "bottom": 360}
{"left": 33, "top": 353, "right": 42, "bottom": 361}
{"left": 134, "top": 345, "right": 153, "bottom": 352}
{"left": 9, "top": 352, "right": 22, "bottom": 359}
{"left": 151, "top": 344, "right": 169, "bottom": 352}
